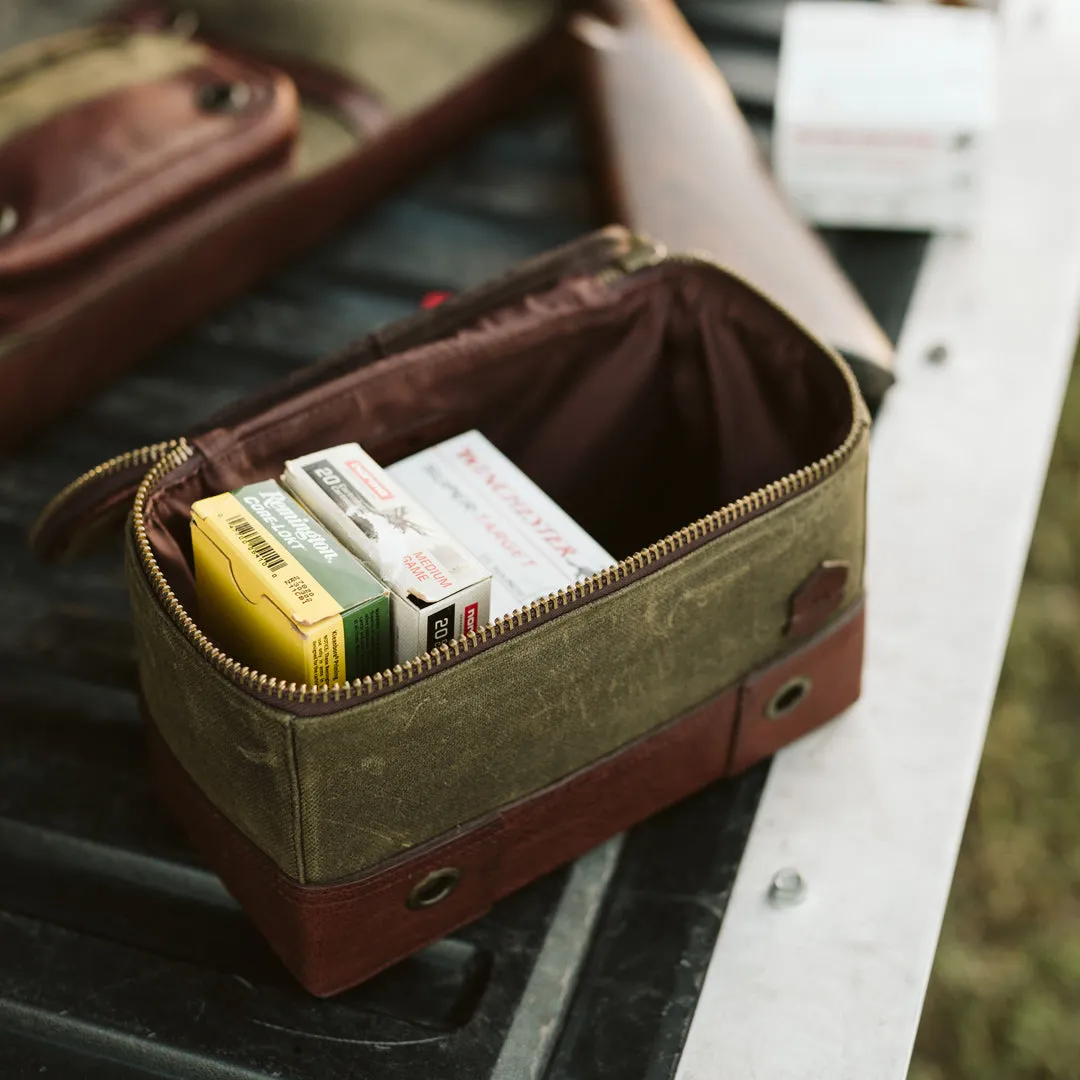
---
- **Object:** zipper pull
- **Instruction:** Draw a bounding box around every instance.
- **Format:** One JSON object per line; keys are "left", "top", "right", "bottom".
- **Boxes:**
{"left": 29, "top": 439, "right": 185, "bottom": 562}
{"left": 597, "top": 232, "right": 666, "bottom": 284}
{"left": 619, "top": 233, "right": 667, "bottom": 273}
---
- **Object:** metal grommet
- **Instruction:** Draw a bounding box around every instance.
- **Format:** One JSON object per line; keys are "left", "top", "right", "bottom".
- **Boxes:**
{"left": 406, "top": 867, "right": 462, "bottom": 910}
{"left": 765, "top": 676, "right": 813, "bottom": 720}
{"left": 197, "top": 81, "right": 252, "bottom": 113}
{"left": 0, "top": 205, "right": 18, "bottom": 239}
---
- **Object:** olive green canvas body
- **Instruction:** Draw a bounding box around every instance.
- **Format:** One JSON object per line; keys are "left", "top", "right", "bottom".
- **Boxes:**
{"left": 128, "top": 425, "right": 868, "bottom": 886}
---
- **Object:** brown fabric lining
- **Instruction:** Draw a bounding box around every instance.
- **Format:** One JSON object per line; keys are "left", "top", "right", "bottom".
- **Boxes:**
{"left": 144, "top": 262, "right": 855, "bottom": 617}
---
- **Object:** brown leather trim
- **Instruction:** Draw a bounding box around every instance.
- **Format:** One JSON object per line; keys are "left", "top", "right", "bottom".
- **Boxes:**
{"left": 150, "top": 720, "right": 503, "bottom": 996}
{"left": 730, "top": 599, "right": 864, "bottom": 775}
{"left": 498, "top": 679, "right": 738, "bottom": 895}
{"left": 147, "top": 599, "right": 864, "bottom": 996}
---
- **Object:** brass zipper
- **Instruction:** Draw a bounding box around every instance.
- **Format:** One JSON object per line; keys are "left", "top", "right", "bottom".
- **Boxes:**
{"left": 127, "top": 253, "right": 868, "bottom": 710}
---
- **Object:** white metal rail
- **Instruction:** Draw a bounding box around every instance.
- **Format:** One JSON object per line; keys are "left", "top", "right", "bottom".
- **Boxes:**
{"left": 676, "top": 1, "right": 1080, "bottom": 1075}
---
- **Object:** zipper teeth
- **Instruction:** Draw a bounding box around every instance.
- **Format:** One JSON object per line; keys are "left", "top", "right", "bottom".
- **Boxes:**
{"left": 131, "top": 251, "right": 868, "bottom": 707}
{"left": 31, "top": 439, "right": 182, "bottom": 551}
{"left": 134, "top": 421, "right": 865, "bottom": 707}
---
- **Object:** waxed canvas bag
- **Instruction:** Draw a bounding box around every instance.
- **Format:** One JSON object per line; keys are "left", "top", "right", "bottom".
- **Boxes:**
{"left": 33, "top": 227, "right": 870, "bottom": 996}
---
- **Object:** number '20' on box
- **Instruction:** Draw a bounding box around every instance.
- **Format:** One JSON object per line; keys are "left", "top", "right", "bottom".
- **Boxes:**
{"left": 282, "top": 444, "right": 492, "bottom": 664}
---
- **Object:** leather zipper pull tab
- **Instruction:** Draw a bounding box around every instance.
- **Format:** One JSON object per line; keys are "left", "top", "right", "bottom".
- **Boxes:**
{"left": 29, "top": 439, "right": 184, "bottom": 562}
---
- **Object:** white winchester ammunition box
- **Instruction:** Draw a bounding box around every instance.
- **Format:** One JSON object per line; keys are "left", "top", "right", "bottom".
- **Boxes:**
{"left": 282, "top": 444, "right": 491, "bottom": 664}
{"left": 774, "top": 1, "right": 1000, "bottom": 232}
{"left": 387, "top": 431, "right": 614, "bottom": 619}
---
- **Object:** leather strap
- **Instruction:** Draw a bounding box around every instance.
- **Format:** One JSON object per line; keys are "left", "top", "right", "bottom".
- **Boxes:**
{"left": 148, "top": 600, "right": 865, "bottom": 996}
{"left": 786, "top": 559, "right": 850, "bottom": 640}
{"left": 111, "top": 0, "right": 392, "bottom": 137}
{"left": 733, "top": 597, "right": 864, "bottom": 774}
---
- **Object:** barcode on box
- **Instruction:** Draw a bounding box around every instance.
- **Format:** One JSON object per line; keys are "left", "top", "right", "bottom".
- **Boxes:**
{"left": 227, "top": 514, "right": 286, "bottom": 573}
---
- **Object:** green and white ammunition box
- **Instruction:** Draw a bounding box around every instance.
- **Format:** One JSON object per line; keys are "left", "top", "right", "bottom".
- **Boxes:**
{"left": 191, "top": 480, "right": 390, "bottom": 686}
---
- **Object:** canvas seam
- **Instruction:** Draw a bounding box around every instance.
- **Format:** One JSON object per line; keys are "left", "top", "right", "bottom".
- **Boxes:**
{"left": 286, "top": 717, "right": 308, "bottom": 885}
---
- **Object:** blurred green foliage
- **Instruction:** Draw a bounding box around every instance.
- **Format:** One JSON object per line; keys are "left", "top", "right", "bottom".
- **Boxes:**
{"left": 910, "top": 355, "right": 1080, "bottom": 1080}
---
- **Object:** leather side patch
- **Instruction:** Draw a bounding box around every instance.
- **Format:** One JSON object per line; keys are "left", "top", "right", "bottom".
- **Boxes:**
{"left": 497, "top": 684, "right": 738, "bottom": 896}
{"left": 282, "top": 821, "right": 502, "bottom": 998}
{"left": 786, "top": 560, "right": 850, "bottom": 639}
{"left": 730, "top": 600, "right": 865, "bottom": 776}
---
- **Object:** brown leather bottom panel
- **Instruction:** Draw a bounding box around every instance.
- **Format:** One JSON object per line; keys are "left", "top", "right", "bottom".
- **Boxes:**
{"left": 148, "top": 601, "right": 864, "bottom": 996}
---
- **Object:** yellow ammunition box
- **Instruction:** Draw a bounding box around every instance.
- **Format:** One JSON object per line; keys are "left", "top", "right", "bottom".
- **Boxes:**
{"left": 191, "top": 480, "right": 390, "bottom": 686}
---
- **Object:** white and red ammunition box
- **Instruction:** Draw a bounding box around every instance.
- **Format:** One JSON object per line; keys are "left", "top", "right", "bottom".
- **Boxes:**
{"left": 282, "top": 444, "right": 491, "bottom": 664}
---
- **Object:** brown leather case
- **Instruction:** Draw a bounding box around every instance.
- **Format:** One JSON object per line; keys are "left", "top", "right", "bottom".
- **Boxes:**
{"left": 569, "top": 0, "right": 896, "bottom": 406}
{"left": 0, "top": 2, "right": 563, "bottom": 450}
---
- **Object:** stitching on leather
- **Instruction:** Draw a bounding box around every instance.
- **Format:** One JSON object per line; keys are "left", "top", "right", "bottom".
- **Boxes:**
{"left": 156, "top": 601, "right": 862, "bottom": 986}
{"left": 163, "top": 606, "right": 860, "bottom": 905}
{"left": 278, "top": 830, "right": 501, "bottom": 911}
{"left": 180, "top": 762, "right": 501, "bottom": 910}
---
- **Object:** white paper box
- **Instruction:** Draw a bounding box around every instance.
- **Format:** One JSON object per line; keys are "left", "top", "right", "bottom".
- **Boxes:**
{"left": 282, "top": 444, "right": 491, "bottom": 664}
{"left": 387, "top": 431, "right": 614, "bottom": 619}
{"left": 774, "top": 1, "right": 1000, "bottom": 232}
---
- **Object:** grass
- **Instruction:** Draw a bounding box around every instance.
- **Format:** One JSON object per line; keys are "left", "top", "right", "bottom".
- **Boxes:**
{"left": 909, "top": 351, "right": 1080, "bottom": 1079}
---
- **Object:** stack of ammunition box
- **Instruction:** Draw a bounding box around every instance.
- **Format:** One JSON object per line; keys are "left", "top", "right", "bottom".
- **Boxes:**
{"left": 191, "top": 433, "right": 614, "bottom": 686}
